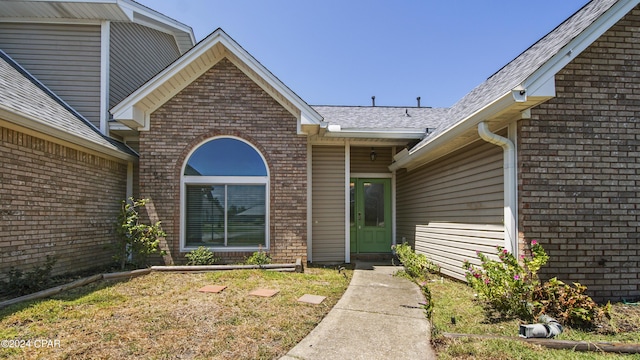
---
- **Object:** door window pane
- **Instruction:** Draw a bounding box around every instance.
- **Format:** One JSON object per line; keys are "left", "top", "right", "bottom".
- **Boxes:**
{"left": 363, "top": 182, "right": 385, "bottom": 227}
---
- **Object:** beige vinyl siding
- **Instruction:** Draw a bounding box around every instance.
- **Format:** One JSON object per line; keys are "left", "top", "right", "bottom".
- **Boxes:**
{"left": 311, "top": 145, "right": 346, "bottom": 262}
{"left": 396, "top": 138, "right": 504, "bottom": 275}
{"left": 350, "top": 146, "right": 392, "bottom": 173}
{"left": 110, "top": 22, "right": 181, "bottom": 107}
{"left": 0, "top": 23, "right": 101, "bottom": 127}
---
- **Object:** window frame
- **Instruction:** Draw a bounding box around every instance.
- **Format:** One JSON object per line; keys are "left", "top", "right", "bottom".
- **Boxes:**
{"left": 180, "top": 136, "right": 270, "bottom": 252}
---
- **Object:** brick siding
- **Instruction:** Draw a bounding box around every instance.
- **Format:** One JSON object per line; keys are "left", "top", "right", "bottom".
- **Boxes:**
{"left": 518, "top": 7, "right": 640, "bottom": 302}
{"left": 139, "top": 58, "right": 307, "bottom": 264}
{"left": 0, "top": 126, "right": 128, "bottom": 280}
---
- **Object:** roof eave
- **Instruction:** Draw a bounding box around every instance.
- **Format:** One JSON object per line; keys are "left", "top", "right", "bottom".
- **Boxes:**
{"left": 323, "top": 126, "right": 425, "bottom": 140}
{"left": 0, "top": 106, "right": 137, "bottom": 162}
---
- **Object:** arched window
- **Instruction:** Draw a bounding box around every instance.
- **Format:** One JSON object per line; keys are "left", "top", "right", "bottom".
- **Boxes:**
{"left": 181, "top": 137, "right": 269, "bottom": 251}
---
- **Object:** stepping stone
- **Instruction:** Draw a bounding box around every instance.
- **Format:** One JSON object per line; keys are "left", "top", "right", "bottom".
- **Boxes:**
{"left": 297, "top": 294, "right": 326, "bottom": 305}
{"left": 249, "top": 288, "right": 279, "bottom": 297}
{"left": 198, "top": 285, "right": 227, "bottom": 293}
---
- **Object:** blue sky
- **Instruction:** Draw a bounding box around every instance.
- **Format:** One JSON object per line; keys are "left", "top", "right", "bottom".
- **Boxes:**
{"left": 138, "top": 0, "right": 590, "bottom": 108}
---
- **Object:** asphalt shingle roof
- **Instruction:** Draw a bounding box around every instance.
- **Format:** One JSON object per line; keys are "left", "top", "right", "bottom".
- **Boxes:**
{"left": 312, "top": 105, "right": 449, "bottom": 131}
{"left": 0, "top": 50, "right": 135, "bottom": 157}
{"left": 415, "top": 0, "right": 618, "bottom": 145}
{"left": 310, "top": 1, "right": 618, "bottom": 145}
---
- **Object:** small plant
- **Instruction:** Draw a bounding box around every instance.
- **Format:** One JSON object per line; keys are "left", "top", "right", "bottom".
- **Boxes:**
{"left": 115, "top": 198, "right": 166, "bottom": 270}
{"left": 1, "top": 256, "right": 57, "bottom": 296}
{"left": 418, "top": 281, "right": 434, "bottom": 321}
{"left": 185, "top": 247, "right": 219, "bottom": 265}
{"left": 245, "top": 246, "right": 271, "bottom": 265}
{"left": 463, "top": 241, "right": 548, "bottom": 321}
{"left": 393, "top": 243, "right": 440, "bottom": 278}
{"left": 532, "top": 277, "right": 610, "bottom": 329}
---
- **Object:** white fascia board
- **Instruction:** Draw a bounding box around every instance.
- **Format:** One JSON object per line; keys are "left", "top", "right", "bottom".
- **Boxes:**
{"left": 389, "top": 91, "right": 515, "bottom": 171}
{"left": 523, "top": 0, "right": 639, "bottom": 96}
{"left": 324, "top": 128, "right": 425, "bottom": 139}
{"left": 120, "top": 0, "right": 195, "bottom": 47}
{"left": 0, "top": 107, "right": 136, "bottom": 162}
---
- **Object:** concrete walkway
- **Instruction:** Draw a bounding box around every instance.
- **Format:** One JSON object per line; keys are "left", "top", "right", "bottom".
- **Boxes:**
{"left": 281, "top": 262, "right": 437, "bottom": 360}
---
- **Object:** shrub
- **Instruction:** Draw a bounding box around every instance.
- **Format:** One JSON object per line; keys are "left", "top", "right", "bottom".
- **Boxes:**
{"left": 532, "top": 277, "right": 610, "bottom": 329}
{"left": 115, "top": 198, "right": 166, "bottom": 270}
{"left": 185, "top": 247, "right": 219, "bottom": 265}
{"left": 393, "top": 243, "right": 440, "bottom": 278}
{"left": 245, "top": 246, "right": 271, "bottom": 265}
{"left": 1, "top": 256, "right": 57, "bottom": 296}
{"left": 463, "top": 241, "right": 548, "bottom": 321}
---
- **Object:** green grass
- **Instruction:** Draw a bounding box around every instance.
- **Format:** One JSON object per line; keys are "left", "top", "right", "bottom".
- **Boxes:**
{"left": 429, "top": 278, "right": 640, "bottom": 359}
{"left": 0, "top": 266, "right": 352, "bottom": 360}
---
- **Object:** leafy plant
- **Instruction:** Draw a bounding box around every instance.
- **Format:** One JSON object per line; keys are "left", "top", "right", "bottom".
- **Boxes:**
{"left": 393, "top": 243, "right": 440, "bottom": 278}
{"left": 1, "top": 256, "right": 57, "bottom": 296}
{"left": 115, "top": 198, "right": 166, "bottom": 270}
{"left": 418, "top": 281, "right": 434, "bottom": 321}
{"left": 185, "top": 247, "right": 219, "bottom": 265}
{"left": 532, "top": 277, "right": 610, "bottom": 329}
{"left": 244, "top": 246, "right": 271, "bottom": 265}
{"left": 463, "top": 241, "right": 548, "bottom": 321}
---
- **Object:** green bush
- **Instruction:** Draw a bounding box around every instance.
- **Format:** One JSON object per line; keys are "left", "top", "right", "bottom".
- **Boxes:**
{"left": 393, "top": 243, "right": 440, "bottom": 278}
{"left": 1, "top": 256, "right": 57, "bottom": 296}
{"left": 185, "top": 247, "right": 219, "bottom": 265}
{"left": 245, "top": 247, "right": 271, "bottom": 265}
{"left": 532, "top": 277, "right": 610, "bottom": 329}
{"left": 463, "top": 241, "right": 548, "bottom": 321}
{"left": 115, "top": 198, "right": 166, "bottom": 270}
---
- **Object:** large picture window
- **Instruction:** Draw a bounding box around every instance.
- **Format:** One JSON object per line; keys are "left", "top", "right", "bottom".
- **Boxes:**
{"left": 181, "top": 137, "right": 268, "bottom": 250}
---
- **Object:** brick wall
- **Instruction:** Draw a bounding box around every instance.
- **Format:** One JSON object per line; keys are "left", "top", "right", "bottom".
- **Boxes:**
{"left": 518, "top": 7, "right": 640, "bottom": 302}
{"left": 139, "top": 58, "right": 307, "bottom": 264}
{"left": 0, "top": 126, "right": 128, "bottom": 280}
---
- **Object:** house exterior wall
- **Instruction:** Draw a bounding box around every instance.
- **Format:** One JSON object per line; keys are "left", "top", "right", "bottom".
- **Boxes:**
{"left": 396, "top": 138, "right": 504, "bottom": 276}
{"left": 518, "top": 7, "right": 640, "bottom": 302}
{"left": 0, "top": 124, "right": 128, "bottom": 280}
{"left": 311, "top": 145, "right": 346, "bottom": 262}
{"left": 139, "top": 58, "right": 307, "bottom": 264}
{"left": 0, "top": 23, "right": 102, "bottom": 128}
{"left": 350, "top": 146, "right": 393, "bottom": 173}
{"left": 109, "top": 22, "right": 181, "bottom": 108}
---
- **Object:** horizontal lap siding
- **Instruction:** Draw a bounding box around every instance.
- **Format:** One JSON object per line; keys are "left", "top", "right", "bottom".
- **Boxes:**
{"left": 312, "top": 146, "right": 345, "bottom": 262}
{"left": 415, "top": 223, "right": 504, "bottom": 280}
{"left": 396, "top": 139, "right": 504, "bottom": 278}
{"left": 110, "top": 22, "right": 181, "bottom": 108}
{"left": 0, "top": 23, "right": 101, "bottom": 127}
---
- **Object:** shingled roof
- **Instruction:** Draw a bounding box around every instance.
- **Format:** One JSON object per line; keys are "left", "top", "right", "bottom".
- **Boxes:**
{"left": 312, "top": 105, "right": 448, "bottom": 130}
{"left": 0, "top": 50, "right": 136, "bottom": 160}
{"left": 391, "top": 0, "right": 632, "bottom": 170}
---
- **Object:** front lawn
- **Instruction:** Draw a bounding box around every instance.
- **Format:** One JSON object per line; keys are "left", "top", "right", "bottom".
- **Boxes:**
{"left": 430, "top": 278, "right": 640, "bottom": 360}
{"left": 0, "top": 267, "right": 352, "bottom": 359}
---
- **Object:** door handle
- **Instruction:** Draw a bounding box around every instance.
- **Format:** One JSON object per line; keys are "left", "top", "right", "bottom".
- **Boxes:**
{"left": 358, "top": 212, "right": 362, "bottom": 221}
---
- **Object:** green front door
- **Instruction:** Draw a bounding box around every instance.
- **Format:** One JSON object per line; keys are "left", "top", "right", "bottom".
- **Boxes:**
{"left": 350, "top": 178, "right": 392, "bottom": 253}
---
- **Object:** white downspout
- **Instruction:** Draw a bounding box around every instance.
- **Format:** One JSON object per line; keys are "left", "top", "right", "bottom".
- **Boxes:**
{"left": 478, "top": 122, "right": 517, "bottom": 255}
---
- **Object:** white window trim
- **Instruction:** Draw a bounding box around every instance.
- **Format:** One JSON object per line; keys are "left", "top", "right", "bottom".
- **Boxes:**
{"left": 180, "top": 136, "right": 270, "bottom": 253}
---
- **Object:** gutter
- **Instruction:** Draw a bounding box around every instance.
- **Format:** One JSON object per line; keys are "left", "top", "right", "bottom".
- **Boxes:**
{"left": 323, "top": 124, "right": 425, "bottom": 139}
{"left": 478, "top": 121, "right": 517, "bottom": 255}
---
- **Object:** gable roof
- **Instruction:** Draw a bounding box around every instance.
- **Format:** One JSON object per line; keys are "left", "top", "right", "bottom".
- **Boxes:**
{"left": 0, "top": 0, "right": 194, "bottom": 53}
{"left": 111, "top": 28, "right": 323, "bottom": 134}
{"left": 0, "top": 50, "right": 136, "bottom": 161}
{"left": 391, "top": 0, "right": 637, "bottom": 171}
